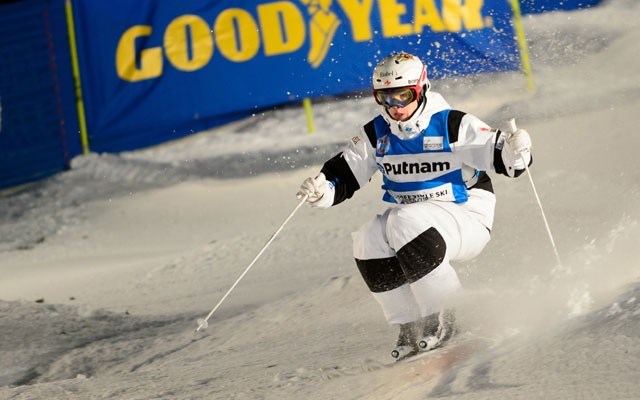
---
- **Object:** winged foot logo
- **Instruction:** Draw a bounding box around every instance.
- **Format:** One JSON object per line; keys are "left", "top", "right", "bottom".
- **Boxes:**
{"left": 301, "top": 0, "right": 341, "bottom": 68}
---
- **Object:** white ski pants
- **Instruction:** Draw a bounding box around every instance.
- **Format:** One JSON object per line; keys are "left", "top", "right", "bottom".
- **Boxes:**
{"left": 352, "top": 188, "right": 495, "bottom": 325}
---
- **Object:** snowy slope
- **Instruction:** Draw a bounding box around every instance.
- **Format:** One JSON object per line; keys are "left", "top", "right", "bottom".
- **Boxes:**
{"left": 1, "top": 1, "right": 640, "bottom": 399}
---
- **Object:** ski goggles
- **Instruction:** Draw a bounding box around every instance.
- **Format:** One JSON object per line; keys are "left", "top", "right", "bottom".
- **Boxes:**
{"left": 373, "top": 86, "right": 418, "bottom": 108}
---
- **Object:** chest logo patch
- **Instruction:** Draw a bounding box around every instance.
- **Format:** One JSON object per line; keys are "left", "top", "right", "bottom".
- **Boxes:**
{"left": 423, "top": 136, "right": 444, "bottom": 151}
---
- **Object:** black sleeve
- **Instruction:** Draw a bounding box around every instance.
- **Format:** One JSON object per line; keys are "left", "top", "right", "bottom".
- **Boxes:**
{"left": 320, "top": 119, "right": 378, "bottom": 206}
{"left": 320, "top": 153, "right": 361, "bottom": 206}
{"left": 319, "top": 119, "right": 378, "bottom": 206}
{"left": 448, "top": 110, "right": 532, "bottom": 179}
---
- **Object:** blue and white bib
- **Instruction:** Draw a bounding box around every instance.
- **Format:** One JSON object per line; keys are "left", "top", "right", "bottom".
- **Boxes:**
{"left": 373, "top": 112, "right": 469, "bottom": 204}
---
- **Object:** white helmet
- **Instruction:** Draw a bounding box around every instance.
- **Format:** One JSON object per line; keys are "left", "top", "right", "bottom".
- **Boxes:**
{"left": 372, "top": 52, "right": 430, "bottom": 106}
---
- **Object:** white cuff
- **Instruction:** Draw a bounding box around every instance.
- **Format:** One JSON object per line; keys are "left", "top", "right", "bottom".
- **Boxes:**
{"left": 310, "top": 183, "right": 335, "bottom": 209}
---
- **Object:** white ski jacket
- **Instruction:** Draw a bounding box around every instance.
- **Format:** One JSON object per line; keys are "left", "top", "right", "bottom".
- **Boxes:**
{"left": 317, "top": 91, "right": 531, "bottom": 228}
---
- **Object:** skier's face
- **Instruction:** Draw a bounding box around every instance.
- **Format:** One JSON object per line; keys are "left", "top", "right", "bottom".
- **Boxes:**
{"left": 385, "top": 100, "right": 419, "bottom": 122}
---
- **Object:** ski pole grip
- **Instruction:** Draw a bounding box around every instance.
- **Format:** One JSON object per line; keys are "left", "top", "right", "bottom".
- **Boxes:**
{"left": 508, "top": 118, "right": 518, "bottom": 134}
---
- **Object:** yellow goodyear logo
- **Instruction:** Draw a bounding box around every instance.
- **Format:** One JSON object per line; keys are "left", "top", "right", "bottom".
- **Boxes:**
{"left": 116, "top": 0, "right": 489, "bottom": 82}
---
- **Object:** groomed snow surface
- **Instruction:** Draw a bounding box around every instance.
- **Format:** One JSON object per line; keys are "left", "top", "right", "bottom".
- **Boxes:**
{"left": 2, "top": 1, "right": 640, "bottom": 398}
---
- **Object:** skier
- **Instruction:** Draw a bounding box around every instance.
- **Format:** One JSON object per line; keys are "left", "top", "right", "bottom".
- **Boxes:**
{"left": 296, "top": 51, "right": 532, "bottom": 360}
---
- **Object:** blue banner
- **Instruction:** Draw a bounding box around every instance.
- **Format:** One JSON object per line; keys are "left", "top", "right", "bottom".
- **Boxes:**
{"left": 72, "top": 0, "right": 520, "bottom": 153}
{"left": 0, "top": 0, "right": 606, "bottom": 190}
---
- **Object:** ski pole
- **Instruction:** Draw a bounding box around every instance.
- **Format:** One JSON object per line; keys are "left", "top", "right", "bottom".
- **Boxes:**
{"left": 508, "top": 119, "right": 563, "bottom": 269}
{"left": 196, "top": 195, "right": 308, "bottom": 332}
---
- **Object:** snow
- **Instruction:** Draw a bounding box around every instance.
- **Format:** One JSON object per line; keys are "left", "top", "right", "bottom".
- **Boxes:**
{"left": 2, "top": 1, "right": 640, "bottom": 398}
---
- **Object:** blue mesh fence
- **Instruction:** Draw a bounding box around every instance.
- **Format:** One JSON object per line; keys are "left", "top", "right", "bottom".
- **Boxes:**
{"left": 0, "top": 0, "right": 79, "bottom": 189}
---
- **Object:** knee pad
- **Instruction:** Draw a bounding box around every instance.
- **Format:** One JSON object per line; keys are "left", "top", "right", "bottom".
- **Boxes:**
{"left": 395, "top": 227, "right": 447, "bottom": 283}
{"left": 355, "top": 257, "right": 406, "bottom": 293}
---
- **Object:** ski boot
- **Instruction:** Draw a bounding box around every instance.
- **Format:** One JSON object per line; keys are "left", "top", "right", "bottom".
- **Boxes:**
{"left": 390, "top": 321, "right": 419, "bottom": 361}
{"left": 417, "top": 309, "right": 457, "bottom": 352}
